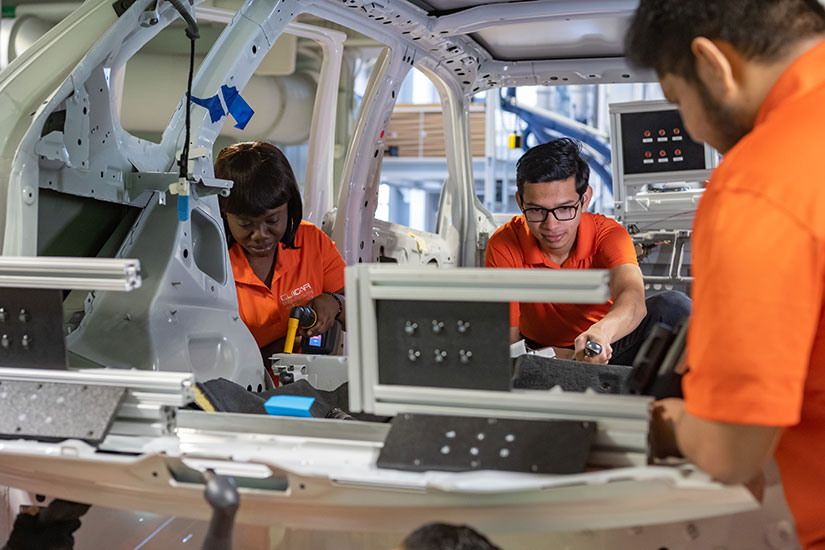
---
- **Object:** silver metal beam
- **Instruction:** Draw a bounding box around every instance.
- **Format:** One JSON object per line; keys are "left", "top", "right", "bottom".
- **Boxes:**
{"left": 0, "top": 257, "right": 141, "bottom": 291}
{"left": 356, "top": 266, "right": 610, "bottom": 303}
{"left": 0, "top": 367, "right": 192, "bottom": 392}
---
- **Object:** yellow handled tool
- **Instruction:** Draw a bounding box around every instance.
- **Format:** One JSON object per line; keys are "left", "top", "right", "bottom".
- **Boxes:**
{"left": 283, "top": 306, "right": 317, "bottom": 353}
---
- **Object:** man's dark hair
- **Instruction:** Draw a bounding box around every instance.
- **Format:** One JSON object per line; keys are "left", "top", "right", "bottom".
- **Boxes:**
{"left": 401, "top": 522, "right": 501, "bottom": 550}
{"left": 626, "top": 0, "right": 825, "bottom": 80}
{"left": 215, "top": 141, "right": 302, "bottom": 249}
{"left": 516, "top": 138, "right": 590, "bottom": 197}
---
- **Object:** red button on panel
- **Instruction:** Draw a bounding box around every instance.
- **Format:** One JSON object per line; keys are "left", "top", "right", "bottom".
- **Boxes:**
{"left": 659, "top": 129, "right": 666, "bottom": 136}
{"left": 675, "top": 149, "right": 682, "bottom": 156}
{"left": 659, "top": 150, "right": 666, "bottom": 156}
{"left": 673, "top": 128, "right": 681, "bottom": 135}
{"left": 645, "top": 151, "right": 652, "bottom": 158}
{"left": 644, "top": 130, "right": 651, "bottom": 137}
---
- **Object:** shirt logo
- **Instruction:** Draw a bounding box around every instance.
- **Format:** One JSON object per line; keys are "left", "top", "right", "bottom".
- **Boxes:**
{"left": 281, "top": 283, "right": 314, "bottom": 306}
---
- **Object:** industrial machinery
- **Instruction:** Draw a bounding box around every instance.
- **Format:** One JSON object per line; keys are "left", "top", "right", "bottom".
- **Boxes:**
{"left": 0, "top": 263, "right": 792, "bottom": 549}
{"left": 0, "top": 0, "right": 799, "bottom": 548}
{"left": 609, "top": 99, "right": 719, "bottom": 232}
{"left": 610, "top": 100, "right": 719, "bottom": 292}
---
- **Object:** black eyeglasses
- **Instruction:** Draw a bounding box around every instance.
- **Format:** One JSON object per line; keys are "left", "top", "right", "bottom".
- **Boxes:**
{"left": 522, "top": 196, "right": 584, "bottom": 222}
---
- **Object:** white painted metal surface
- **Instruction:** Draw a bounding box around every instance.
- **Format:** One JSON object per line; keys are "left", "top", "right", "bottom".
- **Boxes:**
{"left": 0, "top": 410, "right": 759, "bottom": 533}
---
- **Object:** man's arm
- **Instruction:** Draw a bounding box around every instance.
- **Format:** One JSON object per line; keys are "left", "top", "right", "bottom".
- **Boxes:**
{"left": 574, "top": 263, "right": 646, "bottom": 363}
{"left": 652, "top": 398, "right": 782, "bottom": 484}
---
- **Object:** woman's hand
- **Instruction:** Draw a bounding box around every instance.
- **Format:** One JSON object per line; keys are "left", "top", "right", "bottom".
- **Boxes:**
{"left": 305, "top": 293, "right": 340, "bottom": 336}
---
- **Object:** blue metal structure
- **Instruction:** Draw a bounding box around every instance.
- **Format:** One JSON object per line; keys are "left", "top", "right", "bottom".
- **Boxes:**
{"left": 499, "top": 88, "right": 613, "bottom": 196}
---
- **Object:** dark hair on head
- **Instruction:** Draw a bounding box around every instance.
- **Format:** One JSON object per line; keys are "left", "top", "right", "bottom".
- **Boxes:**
{"left": 215, "top": 141, "right": 302, "bottom": 249}
{"left": 401, "top": 523, "right": 501, "bottom": 550}
{"left": 516, "top": 138, "right": 590, "bottom": 197}
{"left": 626, "top": 0, "right": 825, "bottom": 80}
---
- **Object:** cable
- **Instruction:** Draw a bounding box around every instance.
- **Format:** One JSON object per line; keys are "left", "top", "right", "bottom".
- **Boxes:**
{"left": 163, "top": 0, "right": 200, "bottom": 208}
{"left": 166, "top": 0, "right": 200, "bottom": 40}
{"left": 180, "top": 36, "right": 195, "bottom": 179}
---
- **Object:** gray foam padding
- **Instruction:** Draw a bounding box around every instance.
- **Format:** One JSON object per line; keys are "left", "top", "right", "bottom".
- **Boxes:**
{"left": 0, "top": 380, "right": 125, "bottom": 443}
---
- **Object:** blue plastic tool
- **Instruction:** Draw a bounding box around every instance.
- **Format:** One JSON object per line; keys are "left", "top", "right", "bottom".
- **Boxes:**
{"left": 264, "top": 395, "right": 315, "bottom": 418}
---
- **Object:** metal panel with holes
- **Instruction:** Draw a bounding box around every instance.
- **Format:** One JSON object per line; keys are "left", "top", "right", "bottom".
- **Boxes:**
{"left": 0, "top": 289, "right": 67, "bottom": 370}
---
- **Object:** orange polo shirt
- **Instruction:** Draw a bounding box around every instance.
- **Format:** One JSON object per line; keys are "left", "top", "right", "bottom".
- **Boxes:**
{"left": 229, "top": 221, "right": 346, "bottom": 348}
{"left": 684, "top": 39, "right": 825, "bottom": 549}
{"left": 485, "top": 213, "right": 638, "bottom": 347}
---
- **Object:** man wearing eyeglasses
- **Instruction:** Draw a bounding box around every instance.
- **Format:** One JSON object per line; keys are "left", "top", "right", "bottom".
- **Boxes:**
{"left": 485, "top": 138, "right": 690, "bottom": 364}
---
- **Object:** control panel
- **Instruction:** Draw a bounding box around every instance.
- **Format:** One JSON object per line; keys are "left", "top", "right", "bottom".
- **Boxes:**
{"left": 619, "top": 110, "right": 707, "bottom": 175}
{"left": 609, "top": 100, "right": 719, "bottom": 230}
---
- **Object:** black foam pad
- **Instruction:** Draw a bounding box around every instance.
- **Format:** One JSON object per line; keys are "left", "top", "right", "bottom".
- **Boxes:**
{"left": 513, "top": 355, "right": 633, "bottom": 393}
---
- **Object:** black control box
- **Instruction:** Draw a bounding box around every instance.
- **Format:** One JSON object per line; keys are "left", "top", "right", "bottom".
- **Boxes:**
{"left": 620, "top": 110, "right": 706, "bottom": 175}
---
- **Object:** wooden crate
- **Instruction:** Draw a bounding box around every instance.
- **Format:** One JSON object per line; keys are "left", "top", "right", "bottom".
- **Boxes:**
{"left": 384, "top": 104, "right": 486, "bottom": 157}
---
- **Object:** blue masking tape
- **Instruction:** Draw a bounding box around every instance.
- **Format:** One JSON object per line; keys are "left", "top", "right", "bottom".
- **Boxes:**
{"left": 264, "top": 395, "right": 315, "bottom": 418}
{"left": 221, "top": 85, "right": 255, "bottom": 130}
{"left": 177, "top": 194, "right": 189, "bottom": 222}
{"left": 190, "top": 94, "right": 226, "bottom": 124}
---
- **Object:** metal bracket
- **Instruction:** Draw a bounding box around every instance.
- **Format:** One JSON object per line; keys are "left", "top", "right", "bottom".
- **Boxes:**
{"left": 139, "top": 0, "right": 161, "bottom": 26}
{"left": 35, "top": 131, "right": 71, "bottom": 166}
{"left": 194, "top": 177, "right": 233, "bottom": 198}
{"left": 123, "top": 171, "right": 178, "bottom": 202}
{"left": 123, "top": 172, "right": 230, "bottom": 203}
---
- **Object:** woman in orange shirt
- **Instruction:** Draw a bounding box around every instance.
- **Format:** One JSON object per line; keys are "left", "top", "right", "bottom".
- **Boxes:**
{"left": 215, "top": 142, "right": 346, "bottom": 355}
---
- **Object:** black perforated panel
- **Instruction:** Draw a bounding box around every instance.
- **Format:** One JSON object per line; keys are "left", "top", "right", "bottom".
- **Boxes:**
{"left": 378, "top": 413, "right": 595, "bottom": 474}
{"left": 0, "top": 289, "right": 67, "bottom": 369}
{"left": 376, "top": 300, "right": 511, "bottom": 391}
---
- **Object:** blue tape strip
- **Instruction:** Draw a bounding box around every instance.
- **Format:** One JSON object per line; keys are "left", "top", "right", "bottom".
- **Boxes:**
{"left": 177, "top": 195, "right": 189, "bottom": 222}
{"left": 190, "top": 94, "right": 226, "bottom": 124}
{"left": 221, "top": 85, "right": 255, "bottom": 130}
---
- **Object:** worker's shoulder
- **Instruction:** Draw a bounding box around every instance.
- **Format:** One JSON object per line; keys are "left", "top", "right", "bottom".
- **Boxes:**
{"left": 588, "top": 212, "right": 626, "bottom": 232}
{"left": 488, "top": 215, "right": 524, "bottom": 247}
{"left": 758, "top": 104, "right": 825, "bottom": 155}
{"left": 588, "top": 213, "right": 630, "bottom": 241}
{"left": 711, "top": 98, "right": 825, "bottom": 236}
{"left": 292, "top": 220, "right": 335, "bottom": 250}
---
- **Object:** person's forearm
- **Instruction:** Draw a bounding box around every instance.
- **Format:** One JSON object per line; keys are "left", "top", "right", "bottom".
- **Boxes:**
{"left": 592, "top": 290, "right": 646, "bottom": 342}
{"left": 674, "top": 412, "right": 781, "bottom": 484}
